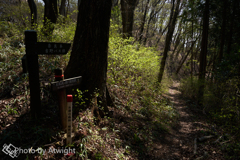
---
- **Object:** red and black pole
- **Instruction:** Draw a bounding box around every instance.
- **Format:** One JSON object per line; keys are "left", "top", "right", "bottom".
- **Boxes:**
{"left": 54, "top": 68, "right": 67, "bottom": 131}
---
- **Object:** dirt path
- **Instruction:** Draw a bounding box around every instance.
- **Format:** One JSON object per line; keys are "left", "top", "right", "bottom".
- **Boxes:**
{"left": 151, "top": 82, "right": 224, "bottom": 160}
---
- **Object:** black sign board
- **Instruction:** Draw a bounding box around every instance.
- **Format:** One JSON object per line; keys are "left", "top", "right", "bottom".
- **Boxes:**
{"left": 51, "top": 76, "right": 82, "bottom": 91}
{"left": 36, "top": 42, "right": 71, "bottom": 55}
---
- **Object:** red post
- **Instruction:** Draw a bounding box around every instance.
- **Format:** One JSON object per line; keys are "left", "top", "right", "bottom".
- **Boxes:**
{"left": 54, "top": 69, "right": 67, "bottom": 131}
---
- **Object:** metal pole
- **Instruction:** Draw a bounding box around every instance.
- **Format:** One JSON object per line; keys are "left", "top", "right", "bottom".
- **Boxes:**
{"left": 67, "top": 95, "right": 73, "bottom": 145}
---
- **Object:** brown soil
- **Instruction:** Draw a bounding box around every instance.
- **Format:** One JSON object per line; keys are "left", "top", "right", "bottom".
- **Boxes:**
{"left": 0, "top": 82, "right": 227, "bottom": 160}
{"left": 151, "top": 82, "right": 224, "bottom": 160}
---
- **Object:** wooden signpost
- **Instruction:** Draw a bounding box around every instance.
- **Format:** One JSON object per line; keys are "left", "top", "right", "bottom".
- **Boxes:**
{"left": 24, "top": 30, "right": 71, "bottom": 119}
{"left": 51, "top": 76, "right": 82, "bottom": 91}
{"left": 52, "top": 69, "right": 82, "bottom": 131}
{"left": 23, "top": 30, "right": 82, "bottom": 144}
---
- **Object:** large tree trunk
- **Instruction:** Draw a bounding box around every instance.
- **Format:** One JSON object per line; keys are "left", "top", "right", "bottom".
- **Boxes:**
{"left": 43, "top": 0, "right": 58, "bottom": 35}
{"left": 27, "top": 0, "right": 37, "bottom": 27}
{"left": 120, "top": 0, "right": 138, "bottom": 39}
{"left": 158, "top": 0, "right": 181, "bottom": 83}
{"left": 64, "top": 0, "right": 112, "bottom": 116}
{"left": 198, "top": 0, "right": 209, "bottom": 104}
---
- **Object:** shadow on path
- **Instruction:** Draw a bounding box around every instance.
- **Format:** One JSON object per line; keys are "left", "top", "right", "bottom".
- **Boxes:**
{"left": 150, "top": 82, "right": 224, "bottom": 160}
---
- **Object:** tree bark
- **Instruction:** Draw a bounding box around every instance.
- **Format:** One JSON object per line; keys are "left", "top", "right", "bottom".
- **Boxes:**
{"left": 138, "top": 0, "right": 150, "bottom": 43}
{"left": 170, "top": 20, "right": 182, "bottom": 62}
{"left": 143, "top": 0, "right": 164, "bottom": 45}
{"left": 27, "top": 0, "right": 37, "bottom": 27}
{"left": 112, "top": 0, "right": 118, "bottom": 8}
{"left": 120, "top": 0, "right": 138, "bottom": 38}
{"left": 218, "top": 0, "right": 227, "bottom": 63}
{"left": 43, "top": 0, "right": 58, "bottom": 34}
{"left": 227, "top": 0, "right": 237, "bottom": 55}
{"left": 198, "top": 0, "right": 209, "bottom": 105}
{"left": 64, "top": 0, "right": 112, "bottom": 115}
{"left": 173, "top": 42, "right": 185, "bottom": 63}
{"left": 158, "top": 0, "right": 181, "bottom": 83}
{"left": 176, "top": 40, "right": 196, "bottom": 74}
{"left": 59, "top": 0, "right": 66, "bottom": 16}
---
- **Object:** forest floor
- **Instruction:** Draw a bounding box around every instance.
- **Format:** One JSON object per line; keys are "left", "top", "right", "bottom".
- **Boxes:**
{"left": 0, "top": 81, "right": 232, "bottom": 160}
{"left": 0, "top": 79, "right": 232, "bottom": 160}
{"left": 151, "top": 82, "right": 225, "bottom": 160}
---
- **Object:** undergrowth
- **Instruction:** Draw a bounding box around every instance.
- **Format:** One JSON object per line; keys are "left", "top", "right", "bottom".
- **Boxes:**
{"left": 0, "top": 9, "right": 177, "bottom": 159}
{"left": 179, "top": 74, "right": 240, "bottom": 159}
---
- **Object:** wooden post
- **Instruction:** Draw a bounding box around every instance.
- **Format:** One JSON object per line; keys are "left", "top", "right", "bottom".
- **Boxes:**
{"left": 54, "top": 68, "right": 67, "bottom": 131}
{"left": 25, "top": 30, "right": 41, "bottom": 119}
{"left": 67, "top": 95, "right": 73, "bottom": 145}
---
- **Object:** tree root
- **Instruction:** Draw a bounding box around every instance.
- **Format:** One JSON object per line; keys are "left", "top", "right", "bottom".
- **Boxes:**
{"left": 194, "top": 138, "right": 197, "bottom": 154}
{"left": 193, "top": 135, "right": 214, "bottom": 156}
{"left": 213, "top": 136, "right": 222, "bottom": 144}
{"left": 198, "top": 135, "right": 215, "bottom": 142}
{"left": 195, "top": 152, "right": 208, "bottom": 160}
{"left": 92, "top": 87, "right": 115, "bottom": 124}
{"left": 106, "top": 87, "right": 115, "bottom": 107}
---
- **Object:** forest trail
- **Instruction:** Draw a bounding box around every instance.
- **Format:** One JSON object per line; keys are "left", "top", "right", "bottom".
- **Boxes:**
{"left": 151, "top": 82, "right": 224, "bottom": 160}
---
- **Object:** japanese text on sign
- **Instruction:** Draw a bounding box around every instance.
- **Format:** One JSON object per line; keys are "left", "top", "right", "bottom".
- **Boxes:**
{"left": 45, "top": 44, "right": 66, "bottom": 54}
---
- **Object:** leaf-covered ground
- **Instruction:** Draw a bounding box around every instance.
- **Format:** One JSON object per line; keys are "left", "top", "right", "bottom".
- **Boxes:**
{"left": 1, "top": 78, "right": 238, "bottom": 159}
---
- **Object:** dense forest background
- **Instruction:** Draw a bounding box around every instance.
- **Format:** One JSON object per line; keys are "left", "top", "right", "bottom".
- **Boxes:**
{"left": 0, "top": 0, "right": 239, "bottom": 159}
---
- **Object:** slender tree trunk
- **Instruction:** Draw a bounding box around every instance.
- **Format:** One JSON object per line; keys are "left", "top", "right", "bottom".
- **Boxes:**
{"left": 143, "top": 0, "right": 164, "bottom": 45}
{"left": 120, "top": 0, "right": 138, "bottom": 39}
{"left": 27, "top": 0, "right": 37, "bottom": 27}
{"left": 158, "top": 0, "right": 181, "bottom": 83}
{"left": 191, "top": 14, "right": 194, "bottom": 85}
{"left": 218, "top": 0, "right": 227, "bottom": 63}
{"left": 138, "top": 0, "right": 150, "bottom": 43}
{"left": 112, "top": 0, "right": 118, "bottom": 8}
{"left": 65, "top": 0, "right": 112, "bottom": 116}
{"left": 191, "top": 48, "right": 193, "bottom": 81}
{"left": 227, "top": 0, "right": 236, "bottom": 55}
{"left": 172, "top": 20, "right": 182, "bottom": 46}
{"left": 142, "top": 9, "right": 155, "bottom": 45}
{"left": 173, "top": 42, "right": 185, "bottom": 62}
{"left": 59, "top": 0, "right": 66, "bottom": 16}
{"left": 176, "top": 40, "right": 196, "bottom": 74}
{"left": 155, "top": 10, "right": 169, "bottom": 48}
{"left": 171, "top": 30, "right": 181, "bottom": 60}
{"left": 169, "top": 27, "right": 181, "bottom": 74}
{"left": 198, "top": 0, "right": 209, "bottom": 105}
